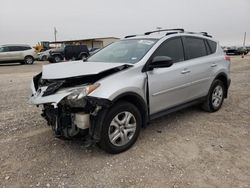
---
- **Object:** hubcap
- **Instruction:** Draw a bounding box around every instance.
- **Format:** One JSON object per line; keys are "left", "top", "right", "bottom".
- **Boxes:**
{"left": 108, "top": 111, "right": 137, "bottom": 147}
{"left": 26, "top": 57, "right": 33, "bottom": 64}
{"left": 212, "top": 85, "right": 223, "bottom": 108}
{"left": 55, "top": 56, "right": 60, "bottom": 62}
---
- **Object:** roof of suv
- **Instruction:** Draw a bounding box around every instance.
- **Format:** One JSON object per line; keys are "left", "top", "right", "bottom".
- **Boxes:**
{"left": 123, "top": 28, "right": 217, "bottom": 42}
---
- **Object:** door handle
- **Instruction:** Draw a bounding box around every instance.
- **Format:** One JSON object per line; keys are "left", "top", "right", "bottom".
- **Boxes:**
{"left": 181, "top": 69, "right": 191, "bottom": 74}
{"left": 211, "top": 63, "right": 217, "bottom": 67}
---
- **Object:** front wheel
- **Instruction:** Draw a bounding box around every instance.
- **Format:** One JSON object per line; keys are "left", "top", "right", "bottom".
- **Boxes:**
{"left": 24, "top": 56, "right": 34, "bottom": 65}
{"left": 202, "top": 80, "right": 225, "bottom": 112}
{"left": 98, "top": 101, "right": 141, "bottom": 154}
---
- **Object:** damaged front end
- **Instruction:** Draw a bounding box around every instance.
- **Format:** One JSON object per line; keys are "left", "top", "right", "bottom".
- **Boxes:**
{"left": 40, "top": 96, "right": 111, "bottom": 140}
{"left": 29, "top": 63, "right": 130, "bottom": 141}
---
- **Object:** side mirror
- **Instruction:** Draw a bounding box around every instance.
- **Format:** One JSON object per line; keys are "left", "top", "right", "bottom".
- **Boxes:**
{"left": 148, "top": 56, "right": 173, "bottom": 70}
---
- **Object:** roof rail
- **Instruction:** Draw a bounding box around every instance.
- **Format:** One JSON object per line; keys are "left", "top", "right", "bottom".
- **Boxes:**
{"left": 124, "top": 35, "right": 137, "bottom": 39}
{"left": 144, "top": 28, "right": 184, "bottom": 35}
{"left": 185, "top": 31, "right": 212, "bottom": 38}
{"left": 124, "top": 29, "right": 212, "bottom": 39}
{"left": 165, "top": 32, "right": 179, "bottom": 36}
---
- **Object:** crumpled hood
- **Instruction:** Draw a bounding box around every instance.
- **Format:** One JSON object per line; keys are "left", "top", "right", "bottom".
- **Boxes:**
{"left": 42, "top": 60, "right": 127, "bottom": 79}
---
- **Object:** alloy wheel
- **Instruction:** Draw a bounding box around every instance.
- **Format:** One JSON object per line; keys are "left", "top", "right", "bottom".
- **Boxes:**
{"left": 108, "top": 111, "right": 137, "bottom": 147}
{"left": 212, "top": 85, "right": 223, "bottom": 108}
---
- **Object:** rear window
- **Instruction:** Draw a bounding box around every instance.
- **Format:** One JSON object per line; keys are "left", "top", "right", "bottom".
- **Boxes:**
{"left": 207, "top": 40, "right": 217, "bottom": 54}
{"left": 185, "top": 37, "right": 207, "bottom": 59}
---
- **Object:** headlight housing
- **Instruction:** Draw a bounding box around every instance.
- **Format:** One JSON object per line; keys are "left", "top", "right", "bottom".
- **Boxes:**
{"left": 67, "top": 83, "right": 100, "bottom": 100}
{"left": 65, "top": 83, "right": 100, "bottom": 108}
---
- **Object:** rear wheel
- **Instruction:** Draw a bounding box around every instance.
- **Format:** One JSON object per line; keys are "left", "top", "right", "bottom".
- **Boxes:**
{"left": 98, "top": 101, "right": 141, "bottom": 154}
{"left": 24, "top": 56, "right": 34, "bottom": 65}
{"left": 202, "top": 80, "right": 225, "bottom": 112}
{"left": 80, "top": 54, "right": 88, "bottom": 60}
{"left": 54, "top": 55, "right": 62, "bottom": 63}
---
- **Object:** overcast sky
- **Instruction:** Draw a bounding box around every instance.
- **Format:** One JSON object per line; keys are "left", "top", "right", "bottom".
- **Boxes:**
{"left": 1, "top": 0, "right": 250, "bottom": 46}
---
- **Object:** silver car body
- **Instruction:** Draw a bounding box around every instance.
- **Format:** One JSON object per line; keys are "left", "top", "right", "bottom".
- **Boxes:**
{"left": 0, "top": 44, "right": 37, "bottom": 62}
{"left": 37, "top": 49, "right": 51, "bottom": 61}
{"left": 30, "top": 32, "right": 230, "bottom": 134}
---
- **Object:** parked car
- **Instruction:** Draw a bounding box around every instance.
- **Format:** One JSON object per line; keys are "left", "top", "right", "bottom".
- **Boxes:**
{"left": 225, "top": 46, "right": 249, "bottom": 55}
{"left": 30, "top": 29, "right": 231, "bottom": 154}
{"left": 48, "top": 45, "right": 89, "bottom": 63}
{"left": 0, "top": 44, "right": 37, "bottom": 64}
{"left": 37, "top": 49, "right": 52, "bottom": 61}
{"left": 47, "top": 47, "right": 64, "bottom": 63}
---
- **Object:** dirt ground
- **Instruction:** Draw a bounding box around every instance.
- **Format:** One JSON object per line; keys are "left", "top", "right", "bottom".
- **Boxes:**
{"left": 0, "top": 55, "right": 249, "bottom": 188}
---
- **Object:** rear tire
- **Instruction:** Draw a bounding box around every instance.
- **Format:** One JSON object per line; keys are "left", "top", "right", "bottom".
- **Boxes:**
{"left": 80, "top": 54, "right": 88, "bottom": 60}
{"left": 24, "top": 56, "right": 34, "bottom": 65}
{"left": 98, "top": 101, "right": 141, "bottom": 154}
{"left": 202, "top": 80, "right": 225, "bottom": 112}
{"left": 54, "top": 55, "right": 63, "bottom": 63}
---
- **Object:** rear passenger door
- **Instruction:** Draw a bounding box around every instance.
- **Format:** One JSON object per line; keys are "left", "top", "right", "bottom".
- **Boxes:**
{"left": 8, "top": 46, "right": 23, "bottom": 60}
{"left": 147, "top": 37, "right": 191, "bottom": 114}
{"left": 182, "top": 36, "right": 213, "bottom": 99}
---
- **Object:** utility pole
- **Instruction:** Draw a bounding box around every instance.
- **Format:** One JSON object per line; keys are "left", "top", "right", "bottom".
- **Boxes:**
{"left": 242, "top": 32, "right": 246, "bottom": 58}
{"left": 243, "top": 32, "right": 246, "bottom": 47}
{"left": 54, "top": 27, "right": 57, "bottom": 47}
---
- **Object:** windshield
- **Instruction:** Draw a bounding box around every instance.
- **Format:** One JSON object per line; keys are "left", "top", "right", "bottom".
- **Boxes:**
{"left": 87, "top": 39, "right": 157, "bottom": 64}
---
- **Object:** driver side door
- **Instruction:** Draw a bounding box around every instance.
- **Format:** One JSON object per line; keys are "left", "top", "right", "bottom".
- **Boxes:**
{"left": 147, "top": 37, "right": 191, "bottom": 115}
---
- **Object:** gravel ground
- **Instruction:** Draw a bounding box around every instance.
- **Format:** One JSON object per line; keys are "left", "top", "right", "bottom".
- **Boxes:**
{"left": 0, "top": 56, "right": 249, "bottom": 188}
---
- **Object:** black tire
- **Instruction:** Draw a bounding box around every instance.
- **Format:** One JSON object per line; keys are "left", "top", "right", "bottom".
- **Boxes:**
{"left": 202, "top": 80, "right": 225, "bottom": 112}
{"left": 98, "top": 101, "right": 141, "bottom": 154}
{"left": 24, "top": 56, "right": 34, "bottom": 65}
{"left": 54, "top": 55, "right": 62, "bottom": 63}
{"left": 80, "top": 54, "right": 88, "bottom": 60}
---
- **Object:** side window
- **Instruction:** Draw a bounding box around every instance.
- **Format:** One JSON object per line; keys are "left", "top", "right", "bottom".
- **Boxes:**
{"left": 207, "top": 40, "right": 217, "bottom": 54}
{"left": 185, "top": 37, "right": 207, "bottom": 59}
{"left": 0, "top": 47, "right": 9, "bottom": 52}
{"left": 20, "top": 46, "right": 29, "bottom": 51}
{"left": 8, "top": 46, "right": 22, "bottom": 52}
{"left": 153, "top": 37, "right": 184, "bottom": 63}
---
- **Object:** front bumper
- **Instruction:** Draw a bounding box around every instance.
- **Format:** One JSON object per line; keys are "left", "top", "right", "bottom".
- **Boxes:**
{"left": 30, "top": 77, "right": 112, "bottom": 140}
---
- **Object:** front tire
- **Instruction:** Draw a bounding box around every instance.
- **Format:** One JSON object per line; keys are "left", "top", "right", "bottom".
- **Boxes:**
{"left": 98, "top": 101, "right": 141, "bottom": 154}
{"left": 202, "top": 80, "right": 225, "bottom": 112}
{"left": 24, "top": 56, "right": 34, "bottom": 65}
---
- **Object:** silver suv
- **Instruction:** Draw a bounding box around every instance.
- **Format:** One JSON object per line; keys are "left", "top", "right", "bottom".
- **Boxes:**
{"left": 30, "top": 29, "right": 231, "bottom": 154}
{"left": 0, "top": 44, "right": 37, "bottom": 64}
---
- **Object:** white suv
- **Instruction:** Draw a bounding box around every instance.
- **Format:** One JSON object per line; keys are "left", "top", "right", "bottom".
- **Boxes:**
{"left": 30, "top": 29, "right": 231, "bottom": 154}
{"left": 0, "top": 44, "right": 37, "bottom": 64}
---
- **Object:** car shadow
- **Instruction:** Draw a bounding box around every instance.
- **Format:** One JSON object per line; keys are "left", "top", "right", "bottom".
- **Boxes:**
{"left": 0, "top": 63, "right": 22, "bottom": 66}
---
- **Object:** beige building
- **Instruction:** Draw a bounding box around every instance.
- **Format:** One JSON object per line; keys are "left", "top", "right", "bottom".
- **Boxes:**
{"left": 50, "top": 37, "right": 119, "bottom": 49}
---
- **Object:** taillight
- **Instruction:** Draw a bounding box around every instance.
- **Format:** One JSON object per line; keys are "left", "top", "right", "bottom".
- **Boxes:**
{"left": 224, "top": 55, "right": 231, "bottom": 62}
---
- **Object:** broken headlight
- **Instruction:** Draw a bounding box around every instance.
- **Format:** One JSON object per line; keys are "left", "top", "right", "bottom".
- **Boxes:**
{"left": 66, "top": 83, "right": 100, "bottom": 108}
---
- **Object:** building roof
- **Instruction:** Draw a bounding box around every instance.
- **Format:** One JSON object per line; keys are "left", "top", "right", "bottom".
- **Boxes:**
{"left": 50, "top": 37, "right": 120, "bottom": 44}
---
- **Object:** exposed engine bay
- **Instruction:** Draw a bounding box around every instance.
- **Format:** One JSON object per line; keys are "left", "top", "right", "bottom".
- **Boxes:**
{"left": 30, "top": 61, "right": 131, "bottom": 140}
